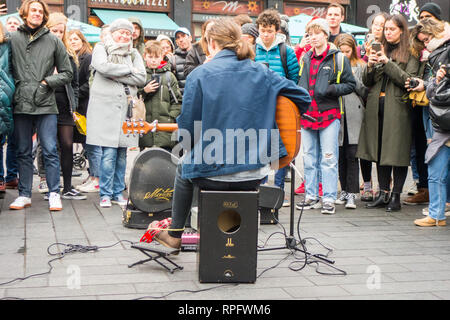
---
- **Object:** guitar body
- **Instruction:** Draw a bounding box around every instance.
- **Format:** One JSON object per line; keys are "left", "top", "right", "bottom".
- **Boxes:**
{"left": 274, "top": 96, "right": 301, "bottom": 169}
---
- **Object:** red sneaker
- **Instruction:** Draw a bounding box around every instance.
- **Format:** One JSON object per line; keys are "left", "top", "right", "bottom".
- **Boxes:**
{"left": 295, "top": 181, "right": 305, "bottom": 194}
{"left": 319, "top": 183, "right": 323, "bottom": 197}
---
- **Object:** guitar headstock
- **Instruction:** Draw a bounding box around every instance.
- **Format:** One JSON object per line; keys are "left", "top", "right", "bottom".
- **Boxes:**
{"left": 122, "top": 120, "right": 152, "bottom": 137}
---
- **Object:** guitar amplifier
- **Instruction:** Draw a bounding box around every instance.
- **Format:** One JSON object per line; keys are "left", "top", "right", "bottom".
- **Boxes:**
{"left": 122, "top": 203, "right": 171, "bottom": 229}
{"left": 198, "top": 190, "right": 259, "bottom": 283}
{"left": 258, "top": 186, "right": 284, "bottom": 225}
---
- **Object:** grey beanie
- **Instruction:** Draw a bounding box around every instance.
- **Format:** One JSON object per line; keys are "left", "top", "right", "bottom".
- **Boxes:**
{"left": 109, "top": 18, "right": 134, "bottom": 34}
{"left": 241, "top": 23, "right": 259, "bottom": 39}
{"left": 306, "top": 18, "right": 330, "bottom": 37}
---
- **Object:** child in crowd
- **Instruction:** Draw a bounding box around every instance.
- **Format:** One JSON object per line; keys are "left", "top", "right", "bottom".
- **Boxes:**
{"left": 139, "top": 41, "right": 182, "bottom": 152}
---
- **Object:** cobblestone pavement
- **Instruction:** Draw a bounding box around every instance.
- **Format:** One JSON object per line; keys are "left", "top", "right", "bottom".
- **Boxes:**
{"left": 0, "top": 150, "right": 449, "bottom": 300}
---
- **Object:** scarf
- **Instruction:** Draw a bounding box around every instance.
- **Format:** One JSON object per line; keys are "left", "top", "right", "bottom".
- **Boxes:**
{"left": 103, "top": 33, "right": 134, "bottom": 68}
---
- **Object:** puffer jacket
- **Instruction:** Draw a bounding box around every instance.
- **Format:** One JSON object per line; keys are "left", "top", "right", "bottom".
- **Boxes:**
{"left": 139, "top": 63, "right": 182, "bottom": 149}
{"left": 255, "top": 33, "right": 299, "bottom": 83}
{"left": 174, "top": 47, "right": 189, "bottom": 94}
{"left": 0, "top": 38, "right": 15, "bottom": 136}
{"left": 10, "top": 25, "right": 73, "bottom": 115}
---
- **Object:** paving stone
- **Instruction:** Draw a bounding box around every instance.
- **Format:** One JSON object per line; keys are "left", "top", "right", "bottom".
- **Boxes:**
{"left": 284, "top": 285, "right": 351, "bottom": 299}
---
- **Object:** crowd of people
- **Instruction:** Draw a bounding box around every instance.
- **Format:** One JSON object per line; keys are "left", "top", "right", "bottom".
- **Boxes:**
{"left": 0, "top": 1, "right": 449, "bottom": 234}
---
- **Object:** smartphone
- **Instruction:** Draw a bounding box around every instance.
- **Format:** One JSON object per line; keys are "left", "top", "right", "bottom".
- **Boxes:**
{"left": 365, "top": 33, "right": 375, "bottom": 45}
{"left": 151, "top": 74, "right": 161, "bottom": 84}
{"left": 372, "top": 42, "right": 382, "bottom": 53}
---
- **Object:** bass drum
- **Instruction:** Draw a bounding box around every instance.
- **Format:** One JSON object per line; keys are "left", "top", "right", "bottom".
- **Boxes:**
{"left": 128, "top": 148, "right": 179, "bottom": 213}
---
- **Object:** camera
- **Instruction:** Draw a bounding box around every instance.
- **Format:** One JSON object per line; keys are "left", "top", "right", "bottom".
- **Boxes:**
{"left": 409, "top": 78, "right": 420, "bottom": 89}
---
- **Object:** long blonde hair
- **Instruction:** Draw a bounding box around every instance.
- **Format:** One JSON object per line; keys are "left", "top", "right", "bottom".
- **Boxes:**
{"left": 205, "top": 18, "right": 255, "bottom": 60}
{"left": 46, "top": 12, "right": 78, "bottom": 66}
{"left": 410, "top": 18, "right": 446, "bottom": 58}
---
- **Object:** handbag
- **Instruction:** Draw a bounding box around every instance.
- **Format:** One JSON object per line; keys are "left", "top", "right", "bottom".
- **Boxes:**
{"left": 124, "top": 84, "right": 146, "bottom": 121}
{"left": 409, "top": 90, "right": 429, "bottom": 107}
{"left": 73, "top": 111, "right": 87, "bottom": 135}
{"left": 66, "top": 83, "right": 87, "bottom": 135}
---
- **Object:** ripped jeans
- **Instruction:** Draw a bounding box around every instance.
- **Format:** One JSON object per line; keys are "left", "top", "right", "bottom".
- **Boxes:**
{"left": 302, "top": 119, "right": 340, "bottom": 203}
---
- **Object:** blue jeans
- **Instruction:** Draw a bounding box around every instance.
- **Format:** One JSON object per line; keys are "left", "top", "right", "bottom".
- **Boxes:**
{"left": 0, "top": 133, "right": 18, "bottom": 182}
{"left": 428, "top": 146, "right": 449, "bottom": 221}
{"left": 99, "top": 147, "right": 127, "bottom": 199}
{"left": 14, "top": 114, "right": 60, "bottom": 197}
{"left": 85, "top": 144, "right": 102, "bottom": 178}
{"left": 302, "top": 119, "right": 340, "bottom": 203}
{"left": 274, "top": 167, "right": 288, "bottom": 190}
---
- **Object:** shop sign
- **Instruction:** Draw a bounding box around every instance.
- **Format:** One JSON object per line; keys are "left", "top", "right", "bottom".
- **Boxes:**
{"left": 88, "top": 0, "right": 171, "bottom": 12}
{"left": 192, "top": 0, "right": 264, "bottom": 16}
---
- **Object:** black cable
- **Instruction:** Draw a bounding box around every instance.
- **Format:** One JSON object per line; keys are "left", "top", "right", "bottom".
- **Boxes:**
{"left": 0, "top": 240, "right": 133, "bottom": 287}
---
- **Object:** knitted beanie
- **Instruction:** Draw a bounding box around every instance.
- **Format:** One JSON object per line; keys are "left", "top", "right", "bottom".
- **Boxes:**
{"left": 306, "top": 18, "right": 330, "bottom": 37}
{"left": 420, "top": 3, "right": 442, "bottom": 21}
{"left": 109, "top": 18, "right": 134, "bottom": 34}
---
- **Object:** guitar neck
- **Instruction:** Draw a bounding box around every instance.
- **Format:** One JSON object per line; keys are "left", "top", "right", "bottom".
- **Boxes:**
{"left": 122, "top": 120, "right": 179, "bottom": 136}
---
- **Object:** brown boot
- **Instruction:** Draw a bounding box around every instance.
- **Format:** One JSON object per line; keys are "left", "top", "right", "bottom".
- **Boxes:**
{"left": 414, "top": 216, "right": 446, "bottom": 227}
{"left": 403, "top": 188, "right": 429, "bottom": 205}
{"left": 154, "top": 230, "right": 182, "bottom": 254}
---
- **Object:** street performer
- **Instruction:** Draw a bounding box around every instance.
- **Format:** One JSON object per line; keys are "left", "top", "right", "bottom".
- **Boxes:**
{"left": 149, "top": 18, "right": 311, "bottom": 252}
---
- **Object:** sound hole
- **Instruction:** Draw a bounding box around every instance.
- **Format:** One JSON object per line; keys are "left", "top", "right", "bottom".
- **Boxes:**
{"left": 217, "top": 210, "right": 241, "bottom": 234}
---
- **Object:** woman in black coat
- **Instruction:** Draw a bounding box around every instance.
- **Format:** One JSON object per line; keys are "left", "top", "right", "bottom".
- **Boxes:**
{"left": 68, "top": 29, "right": 101, "bottom": 194}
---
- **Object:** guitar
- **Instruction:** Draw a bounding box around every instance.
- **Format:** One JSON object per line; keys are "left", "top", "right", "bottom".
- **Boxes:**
{"left": 122, "top": 96, "right": 301, "bottom": 169}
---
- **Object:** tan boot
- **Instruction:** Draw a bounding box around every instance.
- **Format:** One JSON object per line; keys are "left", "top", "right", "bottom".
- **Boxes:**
{"left": 414, "top": 216, "right": 446, "bottom": 227}
{"left": 403, "top": 188, "right": 429, "bottom": 205}
{"left": 154, "top": 230, "right": 182, "bottom": 254}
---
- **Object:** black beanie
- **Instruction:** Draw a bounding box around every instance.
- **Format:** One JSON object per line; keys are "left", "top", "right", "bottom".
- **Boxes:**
{"left": 241, "top": 23, "right": 259, "bottom": 40}
{"left": 420, "top": 3, "right": 442, "bottom": 21}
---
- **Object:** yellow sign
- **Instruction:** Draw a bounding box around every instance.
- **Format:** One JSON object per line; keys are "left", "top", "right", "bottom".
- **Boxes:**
{"left": 226, "top": 238, "right": 235, "bottom": 247}
{"left": 143, "top": 188, "right": 174, "bottom": 201}
{"left": 223, "top": 201, "right": 238, "bottom": 209}
{"left": 222, "top": 254, "right": 236, "bottom": 259}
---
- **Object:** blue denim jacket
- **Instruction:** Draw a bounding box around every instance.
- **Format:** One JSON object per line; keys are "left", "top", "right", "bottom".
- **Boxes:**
{"left": 177, "top": 49, "right": 311, "bottom": 180}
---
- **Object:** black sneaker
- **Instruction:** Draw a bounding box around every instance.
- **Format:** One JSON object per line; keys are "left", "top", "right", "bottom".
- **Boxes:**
{"left": 321, "top": 202, "right": 336, "bottom": 215}
{"left": 62, "top": 189, "right": 87, "bottom": 200}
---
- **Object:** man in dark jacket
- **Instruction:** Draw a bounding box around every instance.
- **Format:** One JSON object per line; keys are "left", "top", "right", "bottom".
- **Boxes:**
{"left": 9, "top": 0, "right": 73, "bottom": 211}
{"left": 174, "top": 27, "right": 192, "bottom": 94}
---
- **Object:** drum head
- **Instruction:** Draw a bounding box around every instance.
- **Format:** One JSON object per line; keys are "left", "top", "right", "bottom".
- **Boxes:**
{"left": 128, "top": 148, "right": 179, "bottom": 213}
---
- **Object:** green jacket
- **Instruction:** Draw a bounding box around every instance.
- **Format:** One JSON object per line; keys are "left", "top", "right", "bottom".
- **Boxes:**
{"left": 10, "top": 25, "right": 73, "bottom": 115}
{"left": 139, "top": 64, "right": 182, "bottom": 149}
{"left": 356, "top": 56, "right": 420, "bottom": 167}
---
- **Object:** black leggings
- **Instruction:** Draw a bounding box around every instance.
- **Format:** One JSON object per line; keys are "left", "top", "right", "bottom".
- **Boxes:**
{"left": 360, "top": 159, "right": 373, "bottom": 183}
{"left": 376, "top": 164, "right": 408, "bottom": 193}
{"left": 58, "top": 125, "right": 74, "bottom": 193}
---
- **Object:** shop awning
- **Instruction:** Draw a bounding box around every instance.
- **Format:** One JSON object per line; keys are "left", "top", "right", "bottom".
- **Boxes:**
{"left": 0, "top": 13, "right": 101, "bottom": 43}
{"left": 92, "top": 9, "right": 179, "bottom": 38}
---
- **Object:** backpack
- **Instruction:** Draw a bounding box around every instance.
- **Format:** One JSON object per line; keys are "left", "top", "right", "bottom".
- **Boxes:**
{"left": 279, "top": 42, "right": 289, "bottom": 78}
{"left": 429, "top": 78, "right": 450, "bottom": 132}
{"left": 164, "top": 71, "right": 179, "bottom": 104}
{"left": 299, "top": 51, "right": 345, "bottom": 114}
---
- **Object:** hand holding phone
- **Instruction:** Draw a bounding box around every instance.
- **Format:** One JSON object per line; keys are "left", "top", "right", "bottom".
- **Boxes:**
{"left": 371, "top": 42, "right": 382, "bottom": 53}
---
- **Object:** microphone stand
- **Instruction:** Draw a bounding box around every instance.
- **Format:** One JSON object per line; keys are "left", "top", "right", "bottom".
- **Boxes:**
{"left": 258, "top": 160, "right": 335, "bottom": 265}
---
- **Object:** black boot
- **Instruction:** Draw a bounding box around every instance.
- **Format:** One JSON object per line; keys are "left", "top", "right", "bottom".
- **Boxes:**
{"left": 386, "top": 192, "right": 401, "bottom": 212}
{"left": 365, "top": 191, "right": 390, "bottom": 209}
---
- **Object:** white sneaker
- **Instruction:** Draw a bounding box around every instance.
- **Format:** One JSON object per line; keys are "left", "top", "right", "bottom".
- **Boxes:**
{"left": 49, "top": 192, "right": 62, "bottom": 211}
{"left": 10, "top": 197, "right": 32, "bottom": 210}
{"left": 75, "top": 179, "right": 91, "bottom": 191}
{"left": 79, "top": 180, "right": 100, "bottom": 193}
